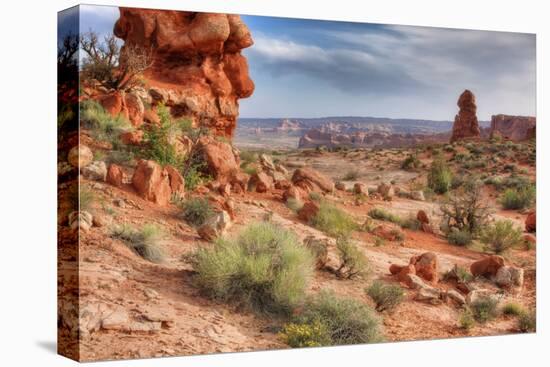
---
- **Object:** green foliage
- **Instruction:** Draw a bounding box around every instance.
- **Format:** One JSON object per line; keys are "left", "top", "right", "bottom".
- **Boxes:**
{"left": 193, "top": 222, "right": 313, "bottom": 315}
{"left": 286, "top": 198, "right": 304, "bottom": 213}
{"left": 178, "top": 197, "right": 213, "bottom": 227}
{"left": 427, "top": 158, "right": 453, "bottom": 194}
{"left": 502, "top": 302, "right": 525, "bottom": 316}
{"left": 499, "top": 186, "right": 536, "bottom": 210}
{"left": 184, "top": 163, "right": 211, "bottom": 191}
{"left": 311, "top": 202, "right": 357, "bottom": 239}
{"left": 366, "top": 281, "right": 404, "bottom": 312}
{"left": 111, "top": 224, "right": 165, "bottom": 263}
{"left": 80, "top": 100, "right": 131, "bottom": 144}
{"left": 309, "top": 191, "right": 322, "bottom": 202}
{"left": 400, "top": 216, "right": 421, "bottom": 231}
{"left": 470, "top": 296, "right": 499, "bottom": 323}
{"left": 480, "top": 220, "right": 523, "bottom": 254}
{"left": 459, "top": 308, "right": 475, "bottom": 330}
{"left": 401, "top": 154, "right": 420, "bottom": 171}
{"left": 368, "top": 208, "right": 402, "bottom": 225}
{"left": 342, "top": 169, "right": 360, "bottom": 181}
{"left": 447, "top": 230, "right": 473, "bottom": 246}
{"left": 517, "top": 310, "right": 536, "bottom": 332}
{"left": 279, "top": 320, "right": 331, "bottom": 348}
{"left": 335, "top": 239, "right": 368, "bottom": 279}
{"left": 142, "top": 105, "right": 186, "bottom": 168}
{"left": 68, "top": 184, "right": 95, "bottom": 212}
{"left": 294, "top": 290, "right": 383, "bottom": 346}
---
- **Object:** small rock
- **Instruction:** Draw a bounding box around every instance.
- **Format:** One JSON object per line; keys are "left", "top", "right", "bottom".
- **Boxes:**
{"left": 415, "top": 286, "right": 442, "bottom": 304}
{"left": 493, "top": 265, "right": 524, "bottom": 288}
{"left": 82, "top": 161, "right": 107, "bottom": 181}
{"left": 410, "top": 190, "right": 425, "bottom": 201}
{"left": 197, "top": 211, "right": 232, "bottom": 241}
{"left": 417, "top": 210, "right": 429, "bottom": 224}
{"left": 445, "top": 289, "right": 466, "bottom": 306}
{"left": 68, "top": 144, "right": 93, "bottom": 168}
{"left": 353, "top": 183, "right": 368, "bottom": 195}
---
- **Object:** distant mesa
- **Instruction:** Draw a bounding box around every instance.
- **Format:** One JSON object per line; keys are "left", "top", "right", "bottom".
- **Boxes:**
{"left": 489, "top": 114, "right": 536, "bottom": 141}
{"left": 450, "top": 89, "right": 481, "bottom": 143}
{"left": 114, "top": 8, "right": 255, "bottom": 137}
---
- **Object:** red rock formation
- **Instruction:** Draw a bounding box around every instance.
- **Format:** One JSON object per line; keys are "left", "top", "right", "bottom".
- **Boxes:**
{"left": 131, "top": 160, "right": 185, "bottom": 206}
{"left": 450, "top": 90, "right": 480, "bottom": 143}
{"left": 106, "top": 164, "right": 124, "bottom": 188}
{"left": 292, "top": 167, "right": 334, "bottom": 193}
{"left": 490, "top": 114, "right": 536, "bottom": 141}
{"left": 114, "top": 8, "right": 254, "bottom": 137}
{"left": 196, "top": 136, "right": 240, "bottom": 182}
{"left": 525, "top": 211, "right": 536, "bottom": 233}
{"left": 298, "top": 201, "right": 321, "bottom": 222}
{"left": 410, "top": 252, "right": 439, "bottom": 283}
{"left": 470, "top": 255, "right": 505, "bottom": 277}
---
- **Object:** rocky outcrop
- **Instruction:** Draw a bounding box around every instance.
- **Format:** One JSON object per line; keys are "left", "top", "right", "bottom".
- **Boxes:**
{"left": 114, "top": 8, "right": 255, "bottom": 137}
{"left": 131, "top": 160, "right": 185, "bottom": 206}
{"left": 450, "top": 90, "right": 480, "bottom": 143}
{"left": 292, "top": 167, "right": 334, "bottom": 193}
{"left": 489, "top": 114, "right": 536, "bottom": 141}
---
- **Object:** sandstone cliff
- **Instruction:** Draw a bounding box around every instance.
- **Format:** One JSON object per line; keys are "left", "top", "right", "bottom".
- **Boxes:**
{"left": 489, "top": 114, "right": 536, "bottom": 141}
{"left": 114, "top": 8, "right": 255, "bottom": 137}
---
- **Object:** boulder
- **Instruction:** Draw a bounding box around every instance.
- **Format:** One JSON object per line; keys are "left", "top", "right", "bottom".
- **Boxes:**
{"left": 410, "top": 252, "right": 439, "bottom": 283}
{"left": 298, "top": 201, "right": 320, "bottom": 222}
{"left": 353, "top": 183, "right": 368, "bottom": 195}
{"left": 131, "top": 160, "right": 171, "bottom": 205}
{"left": 99, "top": 92, "right": 128, "bottom": 119}
{"left": 68, "top": 211, "right": 93, "bottom": 232}
{"left": 466, "top": 289, "right": 502, "bottom": 305}
{"left": 259, "top": 153, "right": 276, "bottom": 171}
{"left": 372, "top": 225, "right": 404, "bottom": 242}
{"left": 197, "top": 137, "right": 239, "bottom": 182}
{"left": 283, "top": 186, "right": 305, "bottom": 202}
{"left": 120, "top": 130, "right": 144, "bottom": 145}
{"left": 410, "top": 190, "right": 425, "bottom": 201}
{"left": 106, "top": 164, "right": 124, "bottom": 187}
{"left": 165, "top": 165, "right": 185, "bottom": 196}
{"left": 67, "top": 144, "right": 93, "bottom": 168}
{"left": 390, "top": 264, "right": 416, "bottom": 283}
{"left": 415, "top": 286, "right": 442, "bottom": 304}
{"left": 249, "top": 172, "right": 274, "bottom": 193}
{"left": 229, "top": 172, "right": 250, "bottom": 194}
{"left": 470, "top": 255, "right": 505, "bottom": 278}
{"left": 450, "top": 89, "right": 481, "bottom": 142}
{"left": 377, "top": 183, "right": 394, "bottom": 200}
{"left": 444, "top": 289, "right": 466, "bottom": 306}
{"left": 124, "top": 92, "right": 144, "bottom": 127}
{"left": 292, "top": 167, "right": 334, "bottom": 193}
{"left": 275, "top": 164, "right": 289, "bottom": 175}
{"left": 525, "top": 211, "right": 536, "bottom": 233}
{"left": 335, "top": 182, "right": 347, "bottom": 191}
{"left": 417, "top": 210, "right": 429, "bottom": 224}
{"left": 82, "top": 161, "right": 107, "bottom": 181}
{"left": 403, "top": 274, "right": 427, "bottom": 290}
{"left": 493, "top": 266, "right": 524, "bottom": 288}
{"left": 197, "top": 211, "right": 231, "bottom": 241}
{"left": 274, "top": 179, "right": 292, "bottom": 190}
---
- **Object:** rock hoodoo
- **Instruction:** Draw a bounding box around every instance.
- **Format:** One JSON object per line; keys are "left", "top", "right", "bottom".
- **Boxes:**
{"left": 450, "top": 89, "right": 480, "bottom": 143}
{"left": 114, "top": 8, "right": 255, "bottom": 137}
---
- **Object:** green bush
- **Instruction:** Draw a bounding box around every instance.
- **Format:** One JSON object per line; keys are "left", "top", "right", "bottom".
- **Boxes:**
{"left": 335, "top": 239, "right": 368, "bottom": 279}
{"left": 286, "top": 198, "right": 304, "bottom": 213}
{"left": 368, "top": 208, "right": 402, "bottom": 225}
{"left": 401, "top": 154, "right": 420, "bottom": 171}
{"left": 293, "top": 290, "right": 383, "bottom": 346}
{"left": 111, "top": 224, "right": 165, "bottom": 263}
{"left": 80, "top": 100, "right": 131, "bottom": 143}
{"left": 400, "top": 216, "right": 421, "bottom": 231}
{"left": 179, "top": 197, "right": 213, "bottom": 227}
{"left": 447, "top": 230, "right": 473, "bottom": 246}
{"left": 366, "top": 281, "right": 404, "bottom": 312}
{"left": 470, "top": 296, "right": 499, "bottom": 323}
{"left": 279, "top": 320, "right": 331, "bottom": 348}
{"left": 309, "top": 191, "right": 322, "bottom": 202}
{"left": 458, "top": 308, "right": 475, "bottom": 330}
{"left": 311, "top": 202, "right": 357, "bottom": 239}
{"left": 427, "top": 158, "right": 453, "bottom": 194}
{"left": 193, "top": 222, "right": 313, "bottom": 315}
{"left": 480, "top": 220, "right": 523, "bottom": 254}
{"left": 517, "top": 310, "right": 536, "bottom": 332}
{"left": 502, "top": 302, "right": 525, "bottom": 316}
{"left": 499, "top": 186, "right": 535, "bottom": 210}
{"left": 342, "top": 169, "right": 360, "bottom": 181}
{"left": 142, "top": 105, "right": 186, "bottom": 168}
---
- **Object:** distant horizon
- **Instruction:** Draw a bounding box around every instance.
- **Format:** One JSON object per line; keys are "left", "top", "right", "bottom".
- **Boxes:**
{"left": 77, "top": 5, "right": 536, "bottom": 121}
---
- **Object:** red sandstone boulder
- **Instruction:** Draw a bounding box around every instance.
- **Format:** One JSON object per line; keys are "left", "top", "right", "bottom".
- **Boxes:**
{"left": 283, "top": 186, "right": 305, "bottom": 202}
{"left": 353, "top": 183, "right": 368, "bottom": 195}
{"left": 164, "top": 165, "right": 185, "bottom": 196}
{"left": 372, "top": 225, "right": 404, "bottom": 242}
{"left": 450, "top": 89, "right": 480, "bottom": 143}
{"left": 274, "top": 179, "right": 292, "bottom": 190}
{"left": 298, "top": 201, "right": 320, "bottom": 222}
{"left": 124, "top": 92, "right": 144, "bottom": 127}
{"left": 229, "top": 172, "right": 250, "bottom": 194}
{"left": 249, "top": 172, "right": 274, "bottom": 193}
{"left": 525, "top": 211, "right": 536, "bottom": 232}
{"left": 99, "top": 92, "right": 128, "bottom": 120}
{"left": 197, "top": 137, "right": 239, "bottom": 182}
{"left": 292, "top": 167, "right": 334, "bottom": 193}
{"left": 470, "top": 255, "right": 505, "bottom": 278}
{"left": 390, "top": 264, "right": 417, "bottom": 283}
{"left": 120, "top": 130, "right": 144, "bottom": 145}
{"left": 106, "top": 164, "right": 124, "bottom": 188}
{"left": 132, "top": 160, "right": 171, "bottom": 205}
{"left": 417, "top": 210, "right": 429, "bottom": 224}
{"left": 410, "top": 252, "right": 439, "bottom": 283}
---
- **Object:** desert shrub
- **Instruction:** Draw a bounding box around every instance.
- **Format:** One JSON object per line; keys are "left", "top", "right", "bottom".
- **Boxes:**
{"left": 111, "top": 224, "right": 165, "bottom": 263}
{"left": 502, "top": 302, "right": 525, "bottom": 316}
{"left": 374, "top": 237, "right": 386, "bottom": 247}
{"left": 142, "top": 105, "right": 186, "bottom": 168}
{"left": 279, "top": 320, "right": 331, "bottom": 348}
{"left": 335, "top": 239, "right": 368, "bottom": 279}
{"left": 427, "top": 158, "right": 453, "bottom": 194}
{"left": 400, "top": 216, "right": 421, "bottom": 231}
{"left": 480, "top": 220, "right": 523, "bottom": 254}
{"left": 470, "top": 296, "right": 499, "bottom": 323}
{"left": 401, "top": 154, "right": 421, "bottom": 171}
{"left": 309, "top": 191, "right": 322, "bottom": 202}
{"left": 183, "top": 164, "right": 211, "bottom": 190}
{"left": 499, "top": 186, "right": 535, "bottom": 210}
{"left": 368, "top": 208, "right": 402, "bottom": 225}
{"left": 178, "top": 197, "right": 213, "bottom": 227}
{"left": 440, "top": 179, "right": 490, "bottom": 235}
{"left": 311, "top": 202, "right": 357, "bottom": 238}
{"left": 447, "top": 230, "right": 473, "bottom": 246}
{"left": 443, "top": 265, "right": 473, "bottom": 283}
{"left": 193, "top": 222, "right": 313, "bottom": 315}
{"left": 68, "top": 184, "right": 96, "bottom": 212}
{"left": 342, "top": 169, "right": 360, "bottom": 181}
{"left": 286, "top": 198, "right": 304, "bottom": 213}
{"left": 80, "top": 100, "right": 131, "bottom": 143}
{"left": 366, "top": 281, "right": 404, "bottom": 312}
{"left": 293, "top": 290, "right": 383, "bottom": 346}
{"left": 517, "top": 310, "right": 536, "bottom": 332}
{"left": 459, "top": 308, "right": 475, "bottom": 330}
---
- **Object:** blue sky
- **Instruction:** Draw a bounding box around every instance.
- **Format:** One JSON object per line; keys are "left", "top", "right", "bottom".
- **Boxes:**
{"left": 68, "top": 5, "right": 536, "bottom": 120}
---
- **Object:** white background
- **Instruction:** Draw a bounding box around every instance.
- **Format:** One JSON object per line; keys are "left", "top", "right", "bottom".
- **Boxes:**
{"left": 0, "top": 0, "right": 547, "bottom": 365}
